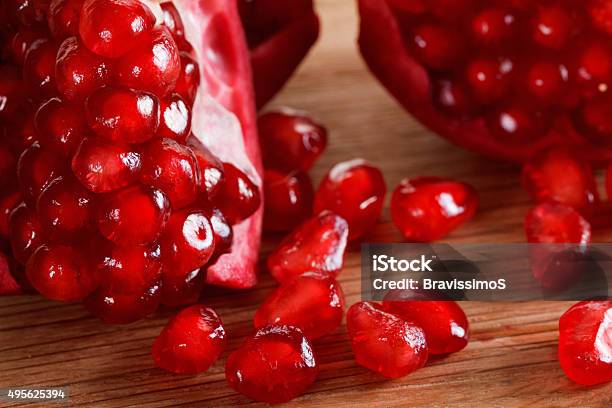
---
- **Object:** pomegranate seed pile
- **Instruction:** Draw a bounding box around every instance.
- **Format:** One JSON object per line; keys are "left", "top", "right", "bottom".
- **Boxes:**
{"left": 0, "top": 0, "right": 260, "bottom": 322}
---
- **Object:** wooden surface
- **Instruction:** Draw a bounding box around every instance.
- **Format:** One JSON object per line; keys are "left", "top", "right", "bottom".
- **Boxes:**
{"left": 1, "top": 1, "right": 612, "bottom": 406}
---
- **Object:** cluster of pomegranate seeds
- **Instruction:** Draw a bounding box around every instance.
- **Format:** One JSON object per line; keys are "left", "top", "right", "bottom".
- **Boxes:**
{"left": 0, "top": 0, "right": 260, "bottom": 322}
{"left": 391, "top": 176, "right": 479, "bottom": 242}
{"left": 225, "top": 325, "right": 318, "bottom": 404}
{"left": 152, "top": 305, "right": 226, "bottom": 375}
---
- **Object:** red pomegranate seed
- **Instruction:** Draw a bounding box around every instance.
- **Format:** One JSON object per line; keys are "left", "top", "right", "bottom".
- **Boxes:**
{"left": 8, "top": 202, "right": 43, "bottom": 264}
{"left": 78, "top": 0, "right": 155, "bottom": 58}
{"left": 315, "top": 159, "right": 386, "bottom": 240}
{"left": 159, "top": 2, "right": 191, "bottom": 51}
{"left": 189, "top": 141, "right": 224, "bottom": 200}
{"left": 263, "top": 170, "right": 314, "bottom": 232}
{"left": 157, "top": 94, "right": 191, "bottom": 143}
{"left": 486, "top": 104, "right": 546, "bottom": 143}
{"left": 225, "top": 325, "right": 318, "bottom": 403}
{"left": 139, "top": 138, "right": 199, "bottom": 210}
{"left": 6, "top": 25, "right": 49, "bottom": 65}
{"left": 114, "top": 26, "right": 181, "bottom": 97}
{"left": 160, "top": 267, "right": 206, "bottom": 307}
{"left": 522, "top": 149, "right": 598, "bottom": 213}
{"left": 152, "top": 305, "right": 226, "bottom": 374}
{"left": 559, "top": 301, "right": 612, "bottom": 386}
{"left": 71, "top": 137, "right": 141, "bottom": 193}
{"left": 465, "top": 58, "right": 512, "bottom": 104}
{"left": 433, "top": 78, "right": 475, "bottom": 117}
{"left": 48, "top": 0, "right": 84, "bottom": 40}
{"left": 408, "top": 24, "right": 464, "bottom": 70}
{"left": 391, "top": 177, "right": 478, "bottom": 242}
{"left": 96, "top": 185, "right": 170, "bottom": 245}
{"left": 258, "top": 110, "right": 328, "bottom": 172}
{"left": 267, "top": 211, "right": 348, "bottom": 283}
{"left": 55, "top": 36, "right": 109, "bottom": 102}
{"left": 589, "top": 0, "right": 612, "bottom": 35}
{"left": 347, "top": 302, "right": 428, "bottom": 378}
{"left": 254, "top": 272, "right": 345, "bottom": 340}
{"left": 525, "top": 202, "right": 591, "bottom": 244}
{"left": 579, "top": 96, "right": 612, "bottom": 140}
{"left": 85, "top": 86, "right": 160, "bottom": 144}
{"left": 215, "top": 163, "right": 261, "bottom": 224}
{"left": 208, "top": 207, "right": 232, "bottom": 257}
{"left": 0, "top": 65, "right": 26, "bottom": 119}
{"left": 383, "top": 300, "right": 469, "bottom": 355}
{"left": 575, "top": 42, "right": 612, "bottom": 86}
{"left": 525, "top": 61, "right": 568, "bottom": 104}
{"left": 17, "top": 143, "right": 67, "bottom": 203}
{"left": 471, "top": 8, "right": 515, "bottom": 46}
{"left": 23, "top": 38, "right": 58, "bottom": 100}
{"left": 34, "top": 97, "right": 87, "bottom": 156}
{"left": 532, "top": 4, "right": 573, "bottom": 49}
{"left": 85, "top": 281, "right": 161, "bottom": 324}
{"left": 26, "top": 243, "right": 98, "bottom": 302}
{"left": 160, "top": 209, "right": 215, "bottom": 275}
{"left": 174, "top": 52, "right": 200, "bottom": 105}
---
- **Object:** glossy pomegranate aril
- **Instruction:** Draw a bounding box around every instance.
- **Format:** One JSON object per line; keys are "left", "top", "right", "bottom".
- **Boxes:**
{"left": 6, "top": 25, "right": 49, "bottom": 65}
{"left": 532, "top": 4, "right": 574, "bottom": 50}
{"left": 152, "top": 305, "right": 226, "bottom": 374}
{"left": 174, "top": 52, "right": 200, "bottom": 105}
{"left": 208, "top": 208, "right": 232, "bottom": 258}
{"left": 225, "top": 325, "right": 318, "bottom": 404}
{"left": 159, "top": 1, "right": 190, "bottom": 52}
{"left": 407, "top": 23, "right": 463, "bottom": 70}
{"left": 96, "top": 185, "right": 170, "bottom": 245}
{"left": 267, "top": 211, "right": 348, "bottom": 283}
{"left": 383, "top": 300, "right": 469, "bottom": 355}
{"left": 525, "top": 61, "right": 568, "bottom": 104}
{"left": 215, "top": 163, "right": 261, "bottom": 224}
{"left": 34, "top": 97, "right": 87, "bottom": 156}
{"left": 114, "top": 26, "right": 181, "bottom": 98}
{"left": 525, "top": 202, "right": 591, "bottom": 245}
{"left": 26, "top": 243, "right": 98, "bottom": 302}
{"left": 471, "top": 7, "right": 515, "bottom": 46}
{"left": 189, "top": 142, "right": 224, "bottom": 200}
{"left": 391, "top": 177, "right": 478, "bottom": 242}
{"left": 522, "top": 149, "right": 598, "bottom": 213}
{"left": 85, "top": 87, "right": 160, "bottom": 144}
{"left": 78, "top": 0, "right": 155, "bottom": 58}
{"left": 315, "top": 159, "right": 386, "bottom": 240}
{"left": 23, "top": 38, "right": 58, "bottom": 100}
{"left": 347, "top": 301, "right": 428, "bottom": 378}
{"left": 17, "top": 143, "right": 66, "bottom": 203}
{"left": 263, "top": 169, "right": 313, "bottom": 232}
{"left": 71, "top": 137, "right": 141, "bottom": 193}
{"left": 160, "top": 267, "right": 206, "bottom": 307}
{"left": 558, "top": 301, "right": 612, "bottom": 386}
{"left": 85, "top": 281, "right": 161, "bottom": 324}
{"left": 157, "top": 94, "right": 191, "bottom": 143}
{"left": 258, "top": 110, "right": 328, "bottom": 172}
{"left": 255, "top": 272, "right": 345, "bottom": 340}
{"left": 465, "top": 58, "right": 512, "bottom": 105}
{"left": 8, "top": 202, "right": 43, "bottom": 264}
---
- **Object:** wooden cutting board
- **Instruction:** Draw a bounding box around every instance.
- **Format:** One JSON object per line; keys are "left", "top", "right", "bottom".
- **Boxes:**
{"left": 1, "top": 1, "right": 611, "bottom": 406}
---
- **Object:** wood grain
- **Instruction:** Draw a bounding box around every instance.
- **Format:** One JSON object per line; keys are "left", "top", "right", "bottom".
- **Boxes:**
{"left": 1, "top": 0, "right": 611, "bottom": 406}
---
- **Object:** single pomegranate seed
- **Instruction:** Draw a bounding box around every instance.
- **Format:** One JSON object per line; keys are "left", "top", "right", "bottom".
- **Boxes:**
{"left": 579, "top": 96, "right": 612, "bottom": 140}
{"left": 315, "top": 159, "right": 386, "bottom": 240}
{"left": 48, "top": 0, "right": 84, "bottom": 40}
{"left": 160, "top": 267, "right": 206, "bottom": 307}
{"left": 208, "top": 207, "right": 232, "bottom": 258}
{"left": 114, "top": 26, "right": 181, "bottom": 97}
{"left": 525, "top": 202, "right": 591, "bottom": 245}
{"left": 263, "top": 170, "right": 314, "bottom": 232}
{"left": 17, "top": 143, "right": 67, "bottom": 203}
{"left": 85, "top": 87, "right": 160, "bottom": 144}
{"left": 8, "top": 202, "right": 43, "bottom": 264}
{"left": 408, "top": 24, "right": 464, "bottom": 70}
{"left": 558, "top": 301, "right": 612, "bottom": 386}
{"left": 26, "top": 243, "right": 98, "bottom": 302}
{"left": 267, "top": 211, "right": 348, "bottom": 283}
{"left": 139, "top": 138, "right": 199, "bottom": 210}
{"left": 432, "top": 78, "right": 475, "bottom": 117}
{"left": 96, "top": 185, "right": 170, "bottom": 245}
{"left": 532, "top": 4, "right": 573, "bottom": 49}
{"left": 215, "top": 163, "right": 261, "bottom": 224}
{"left": 471, "top": 8, "right": 515, "bottom": 46}
{"left": 347, "top": 302, "right": 428, "bottom": 378}
{"left": 383, "top": 300, "right": 469, "bottom": 355}
{"left": 391, "top": 177, "right": 477, "bottom": 242}
{"left": 6, "top": 25, "right": 49, "bottom": 65}
{"left": 23, "top": 38, "right": 58, "bottom": 100}
{"left": 36, "top": 176, "right": 92, "bottom": 240}
{"left": 0, "top": 191, "right": 22, "bottom": 237}
{"left": 575, "top": 42, "right": 612, "bottom": 85}
{"left": 255, "top": 272, "right": 345, "bottom": 340}
{"left": 522, "top": 149, "right": 598, "bottom": 213}
{"left": 160, "top": 209, "right": 215, "bottom": 275}
{"left": 159, "top": 2, "right": 191, "bottom": 51}
{"left": 71, "top": 137, "right": 141, "bottom": 193}
{"left": 590, "top": 0, "right": 612, "bottom": 35}
{"left": 85, "top": 281, "right": 161, "bottom": 324}
{"left": 157, "top": 94, "right": 191, "bottom": 143}
{"left": 225, "top": 325, "right": 318, "bottom": 403}
{"left": 174, "top": 52, "right": 200, "bottom": 105}
{"left": 55, "top": 36, "right": 109, "bottom": 102}
{"left": 152, "top": 305, "right": 226, "bottom": 374}
{"left": 189, "top": 141, "right": 224, "bottom": 199}
{"left": 79, "top": 0, "right": 155, "bottom": 58}
{"left": 34, "top": 97, "right": 87, "bottom": 156}
{"left": 525, "top": 61, "right": 568, "bottom": 104}
{"left": 258, "top": 110, "right": 328, "bottom": 172}
{"left": 465, "top": 58, "right": 512, "bottom": 104}
{"left": 486, "top": 104, "right": 546, "bottom": 143}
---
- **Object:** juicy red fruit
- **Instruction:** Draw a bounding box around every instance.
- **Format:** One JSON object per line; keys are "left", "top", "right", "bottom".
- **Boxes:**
{"left": 215, "top": 163, "right": 261, "bottom": 225}
{"left": 226, "top": 325, "right": 318, "bottom": 403}
{"left": 254, "top": 272, "right": 345, "bottom": 340}
{"left": 153, "top": 305, "right": 226, "bottom": 374}
{"left": 559, "top": 301, "right": 612, "bottom": 386}
{"left": 525, "top": 202, "right": 591, "bottom": 245}
{"left": 263, "top": 169, "right": 314, "bottom": 232}
{"left": 35, "top": 97, "right": 88, "bottom": 156}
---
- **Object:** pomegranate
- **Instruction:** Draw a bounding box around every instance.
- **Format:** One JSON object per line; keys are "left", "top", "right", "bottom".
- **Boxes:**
{"left": 358, "top": 0, "right": 612, "bottom": 161}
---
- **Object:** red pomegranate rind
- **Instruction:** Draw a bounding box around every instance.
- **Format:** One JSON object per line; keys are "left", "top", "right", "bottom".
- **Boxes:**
{"left": 239, "top": 0, "right": 320, "bottom": 108}
{"left": 0, "top": 251, "right": 21, "bottom": 295}
{"left": 357, "top": 0, "right": 612, "bottom": 162}
{"left": 174, "top": 0, "right": 263, "bottom": 289}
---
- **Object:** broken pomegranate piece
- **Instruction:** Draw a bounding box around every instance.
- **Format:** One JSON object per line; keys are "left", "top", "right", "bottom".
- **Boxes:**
{"left": 358, "top": 0, "right": 612, "bottom": 161}
{"left": 558, "top": 301, "right": 612, "bottom": 386}
{"left": 254, "top": 272, "right": 345, "bottom": 340}
{"left": 267, "top": 211, "right": 349, "bottom": 283}
{"left": 225, "top": 325, "right": 318, "bottom": 403}
{"left": 152, "top": 304, "right": 226, "bottom": 374}
{"left": 347, "top": 301, "right": 428, "bottom": 378}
